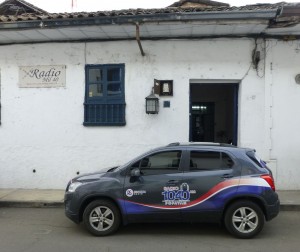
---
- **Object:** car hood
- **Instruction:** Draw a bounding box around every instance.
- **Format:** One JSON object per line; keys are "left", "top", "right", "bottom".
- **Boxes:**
{"left": 73, "top": 167, "right": 118, "bottom": 183}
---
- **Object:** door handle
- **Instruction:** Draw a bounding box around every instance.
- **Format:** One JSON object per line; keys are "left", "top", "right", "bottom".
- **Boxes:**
{"left": 166, "top": 180, "right": 179, "bottom": 185}
{"left": 221, "top": 174, "right": 233, "bottom": 179}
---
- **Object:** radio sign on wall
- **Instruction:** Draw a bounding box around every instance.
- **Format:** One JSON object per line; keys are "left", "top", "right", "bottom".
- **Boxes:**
{"left": 19, "top": 65, "right": 66, "bottom": 88}
{"left": 154, "top": 79, "right": 173, "bottom": 96}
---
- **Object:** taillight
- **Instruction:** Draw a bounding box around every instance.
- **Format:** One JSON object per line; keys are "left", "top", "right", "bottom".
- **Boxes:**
{"left": 261, "top": 174, "right": 276, "bottom": 191}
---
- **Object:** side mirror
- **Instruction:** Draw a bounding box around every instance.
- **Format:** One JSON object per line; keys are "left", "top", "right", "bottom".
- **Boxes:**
{"left": 130, "top": 168, "right": 141, "bottom": 177}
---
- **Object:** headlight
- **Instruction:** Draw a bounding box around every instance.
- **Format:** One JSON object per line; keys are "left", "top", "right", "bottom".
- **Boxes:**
{"left": 68, "top": 182, "right": 82, "bottom": 192}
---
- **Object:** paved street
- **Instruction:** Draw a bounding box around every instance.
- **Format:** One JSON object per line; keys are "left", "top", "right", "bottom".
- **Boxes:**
{"left": 0, "top": 208, "right": 299, "bottom": 252}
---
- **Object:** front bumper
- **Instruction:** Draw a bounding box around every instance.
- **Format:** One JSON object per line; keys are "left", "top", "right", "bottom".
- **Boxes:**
{"left": 64, "top": 192, "right": 80, "bottom": 224}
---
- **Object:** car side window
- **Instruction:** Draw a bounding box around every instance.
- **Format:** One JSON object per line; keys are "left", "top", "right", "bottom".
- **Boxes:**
{"left": 189, "top": 151, "right": 234, "bottom": 171}
{"left": 131, "top": 151, "right": 182, "bottom": 176}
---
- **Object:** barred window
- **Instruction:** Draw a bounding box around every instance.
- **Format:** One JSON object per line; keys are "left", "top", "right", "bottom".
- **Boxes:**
{"left": 84, "top": 64, "right": 126, "bottom": 126}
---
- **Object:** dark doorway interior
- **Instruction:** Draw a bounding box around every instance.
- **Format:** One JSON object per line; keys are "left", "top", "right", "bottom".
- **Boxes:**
{"left": 191, "top": 102, "right": 215, "bottom": 142}
{"left": 190, "top": 83, "right": 238, "bottom": 145}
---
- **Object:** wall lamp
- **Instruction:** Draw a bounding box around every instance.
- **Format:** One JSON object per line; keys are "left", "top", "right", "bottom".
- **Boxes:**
{"left": 145, "top": 88, "right": 159, "bottom": 114}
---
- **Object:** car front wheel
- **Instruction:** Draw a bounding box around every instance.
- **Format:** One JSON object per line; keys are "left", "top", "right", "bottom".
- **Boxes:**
{"left": 224, "top": 200, "right": 264, "bottom": 239}
{"left": 83, "top": 200, "right": 121, "bottom": 236}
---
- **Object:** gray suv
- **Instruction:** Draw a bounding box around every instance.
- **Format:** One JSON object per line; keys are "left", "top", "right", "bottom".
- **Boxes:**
{"left": 65, "top": 142, "right": 280, "bottom": 238}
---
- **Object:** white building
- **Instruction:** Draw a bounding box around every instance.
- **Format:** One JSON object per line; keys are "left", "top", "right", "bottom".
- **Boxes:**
{"left": 0, "top": 0, "right": 300, "bottom": 189}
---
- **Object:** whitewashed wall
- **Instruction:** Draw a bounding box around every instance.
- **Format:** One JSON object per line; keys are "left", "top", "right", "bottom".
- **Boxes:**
{"left": 263, "top": 40, "right": 300, "bottom": 190}
{"left": 0, "top": 38, "right": 297, "bottom": 189}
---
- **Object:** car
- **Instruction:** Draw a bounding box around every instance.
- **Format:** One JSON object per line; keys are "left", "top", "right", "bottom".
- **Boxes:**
{"left": 64, "top": 142, "right": 280, "bottom": 239}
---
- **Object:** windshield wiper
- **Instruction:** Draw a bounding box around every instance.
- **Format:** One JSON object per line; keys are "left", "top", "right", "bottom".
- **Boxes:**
{"left": 107, "top": 166, "right": 118, "bottom": 172}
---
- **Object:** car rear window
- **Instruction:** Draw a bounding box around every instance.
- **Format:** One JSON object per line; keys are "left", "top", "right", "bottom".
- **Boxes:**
{"left": 246, "top": 151, "right": 267, "bottom": 168}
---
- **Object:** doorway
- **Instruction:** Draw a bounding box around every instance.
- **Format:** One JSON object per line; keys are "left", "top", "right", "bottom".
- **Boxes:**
{"left": 189, "top": 83, "right": 238, "bottom": 145}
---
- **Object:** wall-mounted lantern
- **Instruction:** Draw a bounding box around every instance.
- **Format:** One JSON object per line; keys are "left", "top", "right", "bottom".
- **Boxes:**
{"left": 145, "top": 89, "right": 159, "bottom": 114}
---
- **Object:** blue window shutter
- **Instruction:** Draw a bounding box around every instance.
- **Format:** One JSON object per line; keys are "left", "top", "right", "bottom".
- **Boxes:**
{"left": 84, "top": 64, "right": 126, "bottom": 126}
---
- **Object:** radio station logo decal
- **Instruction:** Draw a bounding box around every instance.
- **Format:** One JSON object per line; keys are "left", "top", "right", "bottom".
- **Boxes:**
{"left": 162, "top": 183, "right": 196, "bottom": 206}
{"left": 126, "top": 189, "right": 147, "bottom": 197}
{"left": 126, "top": 189, "right": 134, "bottom": 197}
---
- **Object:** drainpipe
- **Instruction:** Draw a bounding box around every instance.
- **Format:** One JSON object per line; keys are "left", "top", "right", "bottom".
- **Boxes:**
{"left": 135, "top": 23, "right": 145, "bottom": 56}
{"left": 0, "top": 69, "right": 1, "bottom": 125}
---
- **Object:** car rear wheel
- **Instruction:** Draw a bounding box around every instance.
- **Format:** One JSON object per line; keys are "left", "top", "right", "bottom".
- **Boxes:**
{"left": 224, "top": 200, "right": 264, "bottom": 239}
{"left": 83, "top": 200, "right": 121, "bottom": 236}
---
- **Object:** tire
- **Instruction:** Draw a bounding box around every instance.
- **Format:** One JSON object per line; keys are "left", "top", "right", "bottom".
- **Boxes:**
{"left": 224, "top": 200, "right": 265, "bottom": 239}
{"left": 83, "top": 200, "right": 121, "bottom": 236}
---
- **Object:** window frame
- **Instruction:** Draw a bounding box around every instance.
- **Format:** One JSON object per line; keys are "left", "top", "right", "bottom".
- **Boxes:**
{"left": 84, "top": 64, "right": 126, "bottom": 126}
{"left": 188, "top": 150, "right": 235, "bottom": 171}
{"left": 130, "top": 150, "right": 183, "bottom": 176}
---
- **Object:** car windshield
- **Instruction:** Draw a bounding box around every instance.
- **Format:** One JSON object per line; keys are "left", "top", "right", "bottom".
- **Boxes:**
{"left": 97, "top": 166, "right": 119, "bottom": 173}
{"left": 114, "top": 148, "right": 162, "bottom": 172}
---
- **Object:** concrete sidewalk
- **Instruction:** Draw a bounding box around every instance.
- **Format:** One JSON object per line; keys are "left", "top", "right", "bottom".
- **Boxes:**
{"left": 0, "top": 189, "right": 299, "bottom": 210}
{"left": 0, "top": 189, "right": 64, "bottom": 208}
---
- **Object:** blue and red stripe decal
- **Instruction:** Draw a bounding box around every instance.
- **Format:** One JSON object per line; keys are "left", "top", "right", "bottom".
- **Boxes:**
{"left": 119, "top": 177, "right": 271, "bottom": 213}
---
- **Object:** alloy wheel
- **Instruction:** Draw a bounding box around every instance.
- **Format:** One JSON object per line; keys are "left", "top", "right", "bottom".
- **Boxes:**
{"left": 232, "top": 206, "right": 259, "bottom": 233}
{"left": 89, "top": 206, "right": 115, "bottom": 231}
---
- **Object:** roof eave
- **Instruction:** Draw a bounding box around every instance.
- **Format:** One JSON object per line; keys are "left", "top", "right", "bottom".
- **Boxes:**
{"left": 0, "top": 9, "right": 278, "bottom": 30}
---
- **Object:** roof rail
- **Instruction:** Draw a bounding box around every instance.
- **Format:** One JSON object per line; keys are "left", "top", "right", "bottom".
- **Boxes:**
{"left": 219, "top": 143, "right": 237, "bottom": 147}
{"left": 189, "top": 142, "right": 219, "bottom": 146}
{"left": 166, "top": 142, "right": 236, "bottom": 147}
{"left": 189, "top": 142, "right": 236, "bottom": 147}
{"left": 167, "top": 142, "right": 180, "bottom": 146}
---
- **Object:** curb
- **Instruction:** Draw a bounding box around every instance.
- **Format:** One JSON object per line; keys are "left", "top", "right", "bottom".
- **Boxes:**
{"left": 0, "top": 201, "right": 64, "bottom": 208}
{"left": 280, "top": 204, "right": 300, "bottom": 211}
